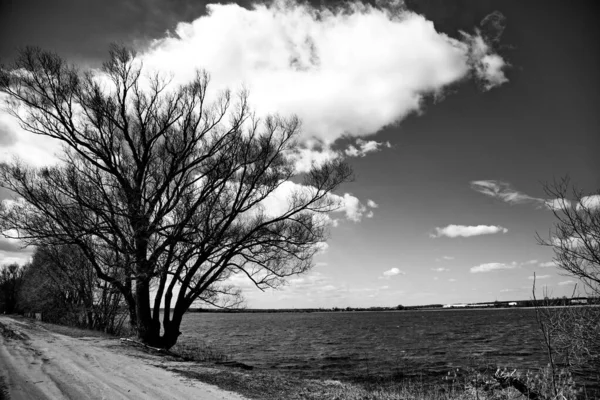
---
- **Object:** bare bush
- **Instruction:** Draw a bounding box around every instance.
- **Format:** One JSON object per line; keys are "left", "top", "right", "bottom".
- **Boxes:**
{"left": 535, "top": 178, "right": 600, "bottom": 396}
{"left": 19, "top": 245, "right": 127, "bottom": 334}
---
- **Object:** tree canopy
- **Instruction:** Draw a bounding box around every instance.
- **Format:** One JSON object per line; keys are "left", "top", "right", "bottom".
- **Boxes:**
{"left": 0, "top": 46, "right": 352, "bottom": 348}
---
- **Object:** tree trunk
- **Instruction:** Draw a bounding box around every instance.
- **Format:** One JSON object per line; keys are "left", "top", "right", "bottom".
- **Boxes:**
{"left": 127, "top": 297, "right": 138, "bottom": 332}
{"left": 86, "top": 310, "right": 94, "bottom": 329}
{"left": 123, "top": 275, "right": 137, "bottom": 332}
{"left": 134, "top": 278, "right": 161, "bottom": 346}
{"left": 159, "top": 319, "right": 182, "bottom": 350}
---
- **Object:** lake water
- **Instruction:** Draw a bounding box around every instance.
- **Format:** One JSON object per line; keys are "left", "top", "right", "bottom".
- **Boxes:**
{"left": 179, "top": 308, "right": 549, "bottom": 381}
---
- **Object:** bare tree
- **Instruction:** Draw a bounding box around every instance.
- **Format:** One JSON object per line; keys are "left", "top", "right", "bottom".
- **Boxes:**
{"left": 536, "top": 177, "right": 600, "bottom": 388}
{"left": 0, "top": 46, "right": 352, "bottom": 348}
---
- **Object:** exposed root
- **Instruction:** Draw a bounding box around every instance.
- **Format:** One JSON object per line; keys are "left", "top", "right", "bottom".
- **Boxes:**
{"left": 119, "top": 338, "right": 178, "bottom": 357}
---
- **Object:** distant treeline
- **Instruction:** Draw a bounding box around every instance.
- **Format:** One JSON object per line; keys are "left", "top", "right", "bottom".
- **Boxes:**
{"left": 184, "top": 297, "right": 599, "bottom": 313}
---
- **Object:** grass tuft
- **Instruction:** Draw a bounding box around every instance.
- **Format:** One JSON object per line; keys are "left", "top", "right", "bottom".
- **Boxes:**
{"left": 170, "top": 338, "right": 230, "bottom": 362}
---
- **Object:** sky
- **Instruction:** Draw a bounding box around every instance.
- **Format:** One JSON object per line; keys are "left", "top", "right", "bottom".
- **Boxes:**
{"left": 0, "top": 0, "right": 598, "bottom": 307}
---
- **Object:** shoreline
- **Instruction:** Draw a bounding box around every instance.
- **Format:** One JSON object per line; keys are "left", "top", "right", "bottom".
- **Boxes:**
{"left": 185, "top": 304, "right": 600, "bottom": 314}
{"left": 0, "top": 315, "right": 591, "bottom": 400}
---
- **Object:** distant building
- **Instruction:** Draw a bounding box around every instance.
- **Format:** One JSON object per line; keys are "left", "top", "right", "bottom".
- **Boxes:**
{"left": 443, "top": 303, "right": 467, "bottom": 308}
{"left": 571, "top": 299, "right": 588, "bottom": 304}
{"left": 508, "top": 302, "right": 518, "bottom": 306}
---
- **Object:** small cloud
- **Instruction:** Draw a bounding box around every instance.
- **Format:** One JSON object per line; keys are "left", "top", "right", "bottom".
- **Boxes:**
{"left": 521, "top": 259, "right": 538, "bottom": 266}
{"left": 431, "top": 267, "right": 450, "bottom": 272}
{"left": 431, "top": 224, "right": 508, "bottom": 238}
{"left": 558, "top": 280, "right": 575, "bottom": 286}
{"left": 382, "top": 267, "right": 405, "bottom": 277}
{"left": 539, "top": 261, "right": 556, "bottom": 268}
{"left": 470, "top": 180, "right": 572, "bottom": 210}
{"left": 433, "top": 276, "right": 439, "bottom": 281}
{"left": 500, "top": 288, "right": 519, "bottom": 293}
{"left": 292, "top": 146, "right": 340, "bottom": 174}
{"left": 336, "top": 193, "right": 371, "bottom": 222}
{"left": 260, "top": 181, "right": 372, "bottom": 225}
{"left": 576, "top": 195, "right": 600, "bottom": 212}
{"left": 367, "top": 199, "right": 379, "bottom": 208}
{"left": 462, "top": 28, "right": 508, "bottom": 90}
{"left": 345, "top": 139, "right": 391, "bottom": 157}
{"left": 528, "top": 275, "right": 551, "bottom": 280}
{"left": 284, "top": 271, "right": 340, "bottom": 296}
{"left": 470, "top": 262, "right": 517, "bottom": 273}
{"left": 471, "top": 180, "right": 538, "bottom": 204}
{"left": 0, "top": 254, "right": 32, "bottom": 266}
{"left": 448, "top": 278, "right": 457, "bottom": 282}
{"left": 552, "top": 235, "right": 593, "bottom": 250}
{"left": 0, "top": 237, "right": 25, "bottom": 253}
{"left": 315, "top": 242, "right": 329, "bottom": 254}
{"left": 544, "top": 198, "right": 572, "bottom": 211}
{"left": 0, "top": 119, "right": 18, "bottom": 146}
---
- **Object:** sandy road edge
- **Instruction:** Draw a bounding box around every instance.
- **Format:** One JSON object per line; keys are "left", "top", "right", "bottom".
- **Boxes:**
{"left": 0, "top": 316, "right": 249, "bottom": 400}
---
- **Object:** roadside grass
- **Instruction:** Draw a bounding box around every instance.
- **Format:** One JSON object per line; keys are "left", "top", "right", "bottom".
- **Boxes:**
{"left": 0, "top": 376, "right": 9, "bottom": 400}
{"left": 0, "top": 321, "right": 29, "bottom": 341}
{"left": 168, "top": 366, "right": 526, "bottom": 400}
{"left": 7, "top": 316, "right": 113, "bottom": 339}
{"left": 170, "top": 338, "right": 230, "bottom": 363}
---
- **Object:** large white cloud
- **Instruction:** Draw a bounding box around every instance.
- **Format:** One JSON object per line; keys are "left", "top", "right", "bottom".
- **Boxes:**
{"left": 139, "top": 1, "right": 507, "bottom": 143}
{"left": 431, "top": 224, "right": 508, "bottom": 238}
{"left": 1, "top": 1, "right": 508, "bottom": 169}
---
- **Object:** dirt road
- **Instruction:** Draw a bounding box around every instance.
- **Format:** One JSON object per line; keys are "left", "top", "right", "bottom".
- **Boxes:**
{"left": 0, "top": 316, "right": 247, "bottom": 400}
